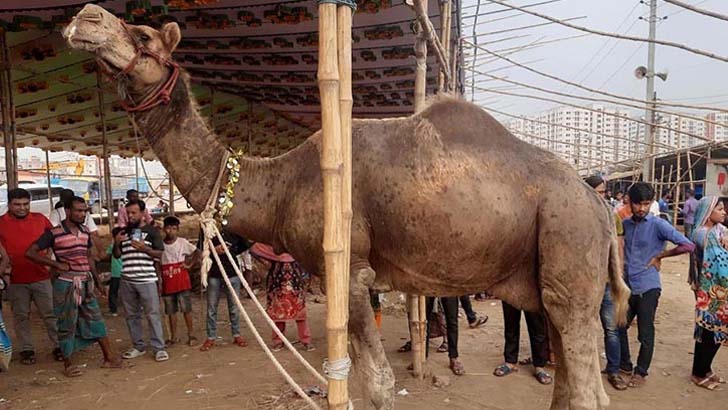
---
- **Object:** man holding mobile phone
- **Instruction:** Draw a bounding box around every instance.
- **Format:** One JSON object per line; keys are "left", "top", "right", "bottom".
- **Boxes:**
{"left": 113, "top": 201, "right": 168, "bottom": 362}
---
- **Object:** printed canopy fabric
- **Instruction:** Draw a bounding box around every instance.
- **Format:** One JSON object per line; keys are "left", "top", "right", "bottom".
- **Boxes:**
{"left": 0, "top": 0, "right": 449, "bottom": 158}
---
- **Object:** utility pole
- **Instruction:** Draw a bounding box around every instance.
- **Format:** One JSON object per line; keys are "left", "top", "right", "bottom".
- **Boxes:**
{"left": 642, "top": 0, "right": 658, "bottom": 182}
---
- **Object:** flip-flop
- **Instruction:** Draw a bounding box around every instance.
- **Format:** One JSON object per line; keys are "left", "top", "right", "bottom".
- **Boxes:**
{"left": 450, "top": 359, "right": 465, "bottom": 376}
{"left": 199, "top": 339, "right": 215, "bottom": 352}
{"left": 468, "top": 315, "right": 489, "bottom": 329}
{"left": 493, "top": 363, "right": 518, "bottom": 377}
{"left": 187, "top": 336, "right": 198, "bottom": 347}
{"left": 398, "top": 341, "right": 412, "bottom": 353}
{"left": 707, "top": 372, "right": 727, "bottom": 384}
{"left": 437, "top": 342, "right": 448, "bottom": 353}
{"left": 20, "top": 351, "right": 36, "bottom": 365}
{"left": 628, "top": 374, "right": 647, "bottom": 388}
{"left": 52, "top": 348, "right": 64, "bottom": 362}
{"left": 693, "top": 375, "right": 721, "bottom": 391}
{"left": 535, "top": 370, "right": 553, "bottom": 385}
{"left": 233, "top": 336, "right": 247, "bottom": 347}
{"left": 64, "top": 365, "right": 83, "bottom": 377}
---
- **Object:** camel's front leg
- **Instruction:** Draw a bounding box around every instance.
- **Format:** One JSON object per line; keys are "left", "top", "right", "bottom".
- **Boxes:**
{"left": 349, "top": 264, "right": 395, "bottom": 410}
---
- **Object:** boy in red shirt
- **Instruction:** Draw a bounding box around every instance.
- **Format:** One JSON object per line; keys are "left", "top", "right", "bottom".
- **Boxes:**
{"left": 160, "top": 216, "right": 199, "bottom": 346}
{"left": 0, "top": 188, "right": 60, "bottom": 365}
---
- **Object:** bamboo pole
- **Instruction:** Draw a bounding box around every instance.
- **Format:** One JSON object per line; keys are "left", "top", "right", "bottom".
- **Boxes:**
{"left": 687, "top": 151, "right": 695, "bottom": 190}
{"left": 438, "top": 0, "right": 453, "bottom": 92}
{"left": 657, "top": 165, "right": 665, "bottom": 198}
{"left": 408, "top": 0, "right": 430, "bottom": 380}
{"left": 318, "top": 3, "right": 350, "bottom": 409}
{"left": 337, "top": 0, "right": 353, "bottom": 327}
{"left": 673, "top": 151, "right": 681, "bottom": 226}
{"left": 412, "top": 0, "right": 451, "bottom": 86}
{"left": 97, "top": 71, "right": 115, "bottom": 230}
{"left": 246, "top": 100, "right": 253, "bottom": 154}
{"left": 169, "top": 174, "right": 175, "bottom": 216}
{"left": 0, "top": 29, "right": 17, "bottom": 189}
{"left": 45, "top": 150, "right": 53, "bottom": 214}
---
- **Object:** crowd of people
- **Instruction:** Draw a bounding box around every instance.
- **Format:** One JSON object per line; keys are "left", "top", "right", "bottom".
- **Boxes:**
{"left": 0, "top": 180, "right": 725, "bottom": 396}
{"left": 0, "top": 188, "right": 314, "bottom": 376}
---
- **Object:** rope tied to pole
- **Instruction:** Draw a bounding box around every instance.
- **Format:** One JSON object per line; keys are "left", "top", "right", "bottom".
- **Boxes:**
{"left": 323, "top": 355, "right": 352, "bottom": 381}
{"left": 316, "top": 0, "right": 357, "bottom": 11}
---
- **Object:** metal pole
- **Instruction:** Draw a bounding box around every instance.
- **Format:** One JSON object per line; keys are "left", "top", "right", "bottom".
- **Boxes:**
{"left": 98, "top": 71, "right": 115, "bottom": 229}
{"left": 642, "top": 0, "right": 658, "bottom": 182}
{"left": 45, "top": 150, "right": 53, "bottom": 214}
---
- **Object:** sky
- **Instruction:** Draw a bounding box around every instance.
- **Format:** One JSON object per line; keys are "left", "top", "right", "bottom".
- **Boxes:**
{"left": 460, "top": 0, "right": 728, "bottom": 117}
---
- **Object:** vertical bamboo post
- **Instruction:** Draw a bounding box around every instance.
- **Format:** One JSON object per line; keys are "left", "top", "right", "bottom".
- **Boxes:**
{"left": 687, "top": 151, "right": 695, "bottom": 191}
{"left": 665, "top": 164, "right": 673, "bottom": 208}
{"left": 0, "top": 28, "right": 17, "bottom": 189}
{"left": 135, "top": 157, "right": 140, "bottom": 191}
{"left": 169, "top": 174, "right": 175, "bottom": 216}
{"left": 410, "top": 0, "right": 429, "bottom": 380}
{"left": 657, "top": 165, "right": 665, "bottom": 198}
{"left": 673, "top": 151, "right": 681, "bottom": 226}
{"left": 318, "top": 3, "right": 350, "bottom": 409}
{"left": 246, "top": 100, "right": 253, "bottom": 154}
{"left": 45, "top": 150, "right": 53, "bottom": 214}
{"left": 438, "top": 0, "right": 452, "bottom": 92}
{"left": 97, "top": 71, "right": 115, "bottom": 230}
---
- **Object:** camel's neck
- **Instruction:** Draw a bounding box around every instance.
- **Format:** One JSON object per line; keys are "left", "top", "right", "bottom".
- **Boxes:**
{"left": 131, "top": 77, "right": 226, "bottom": 211}
{"left": 128, "top": 75, "right": 308, "bottom": 248}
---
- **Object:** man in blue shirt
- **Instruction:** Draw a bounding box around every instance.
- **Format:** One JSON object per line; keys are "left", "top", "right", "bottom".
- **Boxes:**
{"left": 620, "top": 182, "right": 695, "bottom": 388}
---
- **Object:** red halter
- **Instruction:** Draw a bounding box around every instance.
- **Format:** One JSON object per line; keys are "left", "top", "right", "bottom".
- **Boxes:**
{"left": 106, "top": 21, "right": 181, "bottom": 113}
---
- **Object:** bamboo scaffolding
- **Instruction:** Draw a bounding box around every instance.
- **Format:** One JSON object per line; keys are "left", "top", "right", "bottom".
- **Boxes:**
{"left": 687, "top": 151, "right": 695, "bottom": 190}
{"left": 318, "top": 3, "right": 350, "bottom": 409}
{"left": 658, "top": 165, "right": 665, "bottom": 198}
{"left": 413, "top": 0, "right": 451, "bottom": 87}
{"left": 45, "top": 150, "right": 53, "bottom": 214}
{"left": 674, "top": 151, "right": 681, "bottom": 226}
{"left": 0, "top": 29, "right": 17, "bottom": 188}
{"left": 438, "top": 0, "right": 452, "bottom": 92}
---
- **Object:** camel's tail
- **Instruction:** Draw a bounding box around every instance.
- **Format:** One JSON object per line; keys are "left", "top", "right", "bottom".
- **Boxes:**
{"left": 608, "top": 224, "right": 631, "bottom": 327}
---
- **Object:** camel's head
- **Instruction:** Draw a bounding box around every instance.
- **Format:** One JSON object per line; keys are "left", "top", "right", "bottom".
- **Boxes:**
{"left": 62, "top": 4, "right": 181, "bottom": 94}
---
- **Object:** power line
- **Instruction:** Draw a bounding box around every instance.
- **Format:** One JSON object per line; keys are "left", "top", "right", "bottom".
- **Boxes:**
{"left": 466, "top": 66, "right": 727, "bottom": 130}
{"left": 481, "top": 103, "right": 672, "bottom": 150}
{"left": 662, "top": 0, "right": 728, "bottom": 22}
{"left": 468, "top": 84, "right": 711, "bottom": 142}
{"left": 461, "top": 0, "right": 563, "bottom": 17}
{"left": 462, "top": 38, "right": 728, "bottom": 112}
{"left": 483, "top": 0, "right": 728, "bottom": 62}
{"left": 463, "top": 34, "right": 589, "bottom": 65}
{"left": 464, "top": 16, "right": 587, "bottom": 40}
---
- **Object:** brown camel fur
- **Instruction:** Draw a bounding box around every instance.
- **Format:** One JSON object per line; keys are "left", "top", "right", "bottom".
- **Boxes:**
{"left": 63, "top": 5, "right": 631, "bottom": 409}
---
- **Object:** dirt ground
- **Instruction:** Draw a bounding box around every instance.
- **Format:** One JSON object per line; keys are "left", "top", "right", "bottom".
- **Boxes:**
{"left": 1, "top": 254, "right": 726, "bottom": 409}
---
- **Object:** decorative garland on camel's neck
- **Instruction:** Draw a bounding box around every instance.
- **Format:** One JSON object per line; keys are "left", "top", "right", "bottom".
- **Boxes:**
{"left": 216, "top": 148, "right": 244, "bottom": 227}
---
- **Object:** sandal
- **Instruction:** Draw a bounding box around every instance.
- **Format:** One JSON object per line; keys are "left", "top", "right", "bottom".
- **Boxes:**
{"left": 64, "top": 364, "right": 83, "bottom": 377}
{"left": 199, "top": 339, "right": 215, "bottom": 352}
{"left": 52, "top": 348, "right": 64, "bottom": 362}
{"left": 628, "top": 374, "right": 647, "bottom": 388}
{"left": 187, "top": 336, "right": 198, "bottom": 347}
{"left": 535, "top": 369, "right": 553, "bottom": 385}
{"left": 233, "top": 336, "right": 247, "bottom": 347}
{"left": 450, "top": 359, "right": 465, "bottom": 376}
{"left": 398, "top": 341, "right": 412, "bottom": 353}
{"left": 707, "top": 372, "right": 727, "bottom": 384}
{"left": 693, "top": 375, "right": 721, "bottom": 391}
{"left": 271, "top": 342, "right": 284, "bottom": 352}
{"left": 165, "top": 337, "right": 180, "bottom": 346}
{"left": 468, "top": 315, "right": 489, "bottom": 329}
{"left": 301, "top": 343, "right": 316, "bottom": 352}
{"left": 437, "top": 342, "right": 448, "bottom": 353}
{"left": 155, "top": 350, "right": 169, "bottom": 362}
{"left": 20, "top": 350, "right": 36, "bottom": 365}
{"left": 607, "top": 373, "right": 628, "bottom": 391}
{"left": 493, "top": 363, "right": 518, "bottom": 377}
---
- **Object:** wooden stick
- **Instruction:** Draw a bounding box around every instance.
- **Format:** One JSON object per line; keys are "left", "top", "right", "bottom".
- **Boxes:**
{"left": 438, "top": 0, "right": 452, "bottom": 92}
{"left": 97, "top": 70, "right": 115, "bottom": 229}
{"left": 409, "top": 0, "right": 429, "bottom": 380}
{"left": 318, "top": 4, "right": 349, "bottom": 409}
{"left": 45, "top": 150, "right": 53, "bottom": 214}
{"left": 673, "top": 151, "right": 681, "bottom": 226}
{"left": 687, "top": 151, "right": 695, "bottom": 191}
{"left": 657, "top": 165, "right": 665, "bottom": 198}
{"left": 412, "top": 0, "right": 451, "bottom": 87}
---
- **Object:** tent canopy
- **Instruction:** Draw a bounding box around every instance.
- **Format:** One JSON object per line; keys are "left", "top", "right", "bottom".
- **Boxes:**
{"left": 0, "top": 0, "right": 451, "bottom": 158}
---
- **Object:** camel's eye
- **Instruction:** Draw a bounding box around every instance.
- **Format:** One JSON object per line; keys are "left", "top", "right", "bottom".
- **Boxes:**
{"left": 139, "top": 34, "right": 150, "bottom": 42}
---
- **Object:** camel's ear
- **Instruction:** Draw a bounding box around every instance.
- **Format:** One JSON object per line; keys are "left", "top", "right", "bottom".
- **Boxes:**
{"left": 160, "top": 22, "right": 181, "bottom": 52}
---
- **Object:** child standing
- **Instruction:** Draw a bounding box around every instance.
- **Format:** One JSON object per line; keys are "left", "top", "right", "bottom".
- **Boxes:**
{"left": 103, "top": 227, "right": 124, "bottom": 316}
{"left": 250, "top": 243, "right": 315, "bottom": 352}
{"left": 160, "top": 216, "right": 199, "bottom": 346}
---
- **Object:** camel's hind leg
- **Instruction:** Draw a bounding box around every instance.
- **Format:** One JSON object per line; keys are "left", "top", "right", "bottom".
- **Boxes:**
{"left": 349, "top": 264, "right": 395, "bottom": 409}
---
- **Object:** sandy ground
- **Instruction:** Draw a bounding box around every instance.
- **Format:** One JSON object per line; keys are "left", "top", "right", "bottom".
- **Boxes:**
{"left": 1, "top": 254, "right": 726, "bottom": 410}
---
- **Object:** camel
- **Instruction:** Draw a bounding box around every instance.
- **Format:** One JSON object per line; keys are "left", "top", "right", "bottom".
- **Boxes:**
{"left": 63, "top": 5, "right": 630, "bottom": 409}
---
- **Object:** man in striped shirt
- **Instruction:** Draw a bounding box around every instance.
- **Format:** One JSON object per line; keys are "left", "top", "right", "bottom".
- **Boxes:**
{"left": 113, "top": 202, "right": 168, "bottom": 362}
{"left": 26, "top": 197, "right": 121, "bottom": 377}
